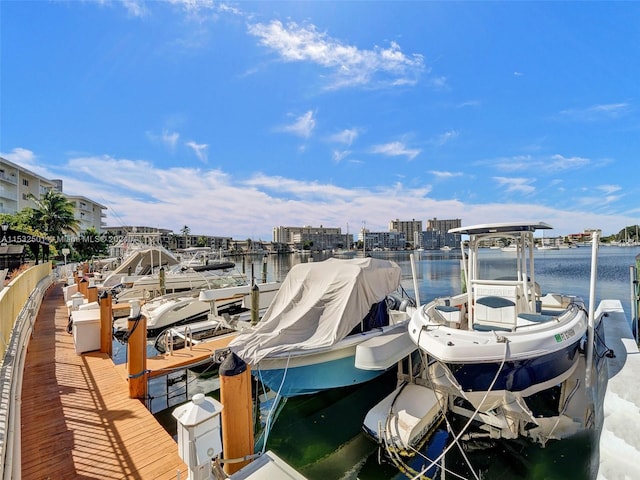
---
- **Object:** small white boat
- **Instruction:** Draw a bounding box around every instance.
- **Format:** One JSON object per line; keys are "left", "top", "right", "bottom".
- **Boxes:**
{"left": 153, "top": 315, "right": 251, "bottom": 354}
{"left": 363, "top": 382, "right": 443, "bottom": 454}
{"left": 408, "top": 221, "right": 594, "bottom": 430}
{"left": 114, "top": 281, "right": 281, "bottom": 336}
{"left": 230, "top": 257, "right": 416, "bottom": 397}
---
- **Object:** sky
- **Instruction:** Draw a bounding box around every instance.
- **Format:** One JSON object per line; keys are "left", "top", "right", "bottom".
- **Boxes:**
{"left": 1, "top": 1, "right": 639, "bottom": 240}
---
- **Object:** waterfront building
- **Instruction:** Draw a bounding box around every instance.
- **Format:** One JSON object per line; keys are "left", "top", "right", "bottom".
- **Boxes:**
{"left": 357, "top": 230, "right": 406, "bottom": 250}
{"left": 103, "top": 225, "right": 233, "bottom": 253}
{"left": 0, "top": 157, "right": 107, "bottom": 233}
{"left": 272, "top": 225, "right": 352, "bottom": 252}
{"left": 414, "top": 217, "right": 462, "bottom": 249}
{"left": 65, "top": 194, "right": 107, "bottom": 233}
{"left": 388, "top": 219, "right": 422, "bottom": 249}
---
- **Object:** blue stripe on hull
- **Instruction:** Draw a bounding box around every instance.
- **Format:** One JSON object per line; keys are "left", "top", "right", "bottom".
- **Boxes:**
{"left": 450, "top": 341, "right": 581, "bottom": 392}
{"left": 256, "top": 355, "right": 385, "bottom": 397}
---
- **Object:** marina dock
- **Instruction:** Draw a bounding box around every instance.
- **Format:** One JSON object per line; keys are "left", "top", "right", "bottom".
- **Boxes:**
{"left": 21, "top": 282, "right": 188, "bottom": 479}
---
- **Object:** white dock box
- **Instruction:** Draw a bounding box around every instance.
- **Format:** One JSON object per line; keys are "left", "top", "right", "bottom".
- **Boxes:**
{"left": 71, "top": 309, "right": 101, "bottom": 354}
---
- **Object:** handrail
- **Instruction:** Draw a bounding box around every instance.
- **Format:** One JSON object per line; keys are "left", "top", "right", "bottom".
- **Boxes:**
{"left": 184, "top": 325, "right": 193, "bottom": 350}
{"left": 0, "top": 263, "right": 53, "bottom": 479}
{"left": 165, "top": 329, "right": 174, "bottom": 355}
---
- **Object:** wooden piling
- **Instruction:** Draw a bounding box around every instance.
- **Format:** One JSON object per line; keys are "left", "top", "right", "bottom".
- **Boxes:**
{"left": 219, "top": 352, "right": 254, "bottom": 475}
{"left": 251, "top": 283, "right": 259, "bottom": 325}
{"left": 78, "top": 277, "right": 88, "bottom": 297}
{"left": 87, "top": 285, "right": 98, "bottom": 303}
{"left": 99, "top": 291, "right": 113, "bottom": 356}
{"left": 127, "top": 314, "right": 148, "bottom": 399}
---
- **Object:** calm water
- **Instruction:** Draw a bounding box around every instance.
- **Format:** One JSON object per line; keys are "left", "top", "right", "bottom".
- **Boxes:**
{"left": 150, "top": 246, "right": 639, "bottom": 480}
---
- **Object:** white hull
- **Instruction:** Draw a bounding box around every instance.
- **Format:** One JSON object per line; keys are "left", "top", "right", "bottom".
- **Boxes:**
{"left": 114, "top": 281, "right": 280, "bottom": 333}
{"left": 363, "top": 382, "right": 443, "bottom": 453}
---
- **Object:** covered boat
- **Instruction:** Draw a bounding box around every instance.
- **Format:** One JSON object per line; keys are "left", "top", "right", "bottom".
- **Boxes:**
{"left": 229, "top": 257, "right": 415, "bottom": 397}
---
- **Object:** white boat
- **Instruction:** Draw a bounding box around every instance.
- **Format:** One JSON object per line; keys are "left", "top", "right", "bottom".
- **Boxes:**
{"left": 113, "top": 262, "right": 244, "bottom": 302}
{"left": 407, "top": 221, "right": 594, "bottom": 437}
{"left": 440, "top": 245, "right": 452, "bottom": 252}
{"left": 114, "top": 281, "right": 281, "bottom": 336}
{"left": 153, "top": 315, "right": 250, "bottom": 354}
{"left": 229, "top": 257, "right": 417, "bottom": 397}
{"left": 363, "top": 382, "right": 444, "bottom": 455}
{"left": 98, "top": 246, "right": 180, "bottom": 288}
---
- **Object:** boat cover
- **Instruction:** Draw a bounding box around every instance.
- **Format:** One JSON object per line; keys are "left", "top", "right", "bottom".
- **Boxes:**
{"left": 229, "top": 257, "right": 401, "bottom": 364}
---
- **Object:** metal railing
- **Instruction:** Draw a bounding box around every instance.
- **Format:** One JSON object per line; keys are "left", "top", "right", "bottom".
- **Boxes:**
{"left": 0, "top": 263, "right": 53, "bottom": 479}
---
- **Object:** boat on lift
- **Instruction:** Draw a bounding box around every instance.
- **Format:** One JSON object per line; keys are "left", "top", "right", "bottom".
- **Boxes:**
{"left": 363, "top": 221, "right": 605, "bottom": 476}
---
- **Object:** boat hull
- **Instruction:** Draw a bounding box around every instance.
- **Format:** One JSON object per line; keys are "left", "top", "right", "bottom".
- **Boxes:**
{"left": 446, "top": 338, "right": 582, "bottom": 393}
{"left": 253, "top": 322, "right": 412, "bottom": 397}
{"left": 256, "top": 351, "right": 386, "bottom": 397}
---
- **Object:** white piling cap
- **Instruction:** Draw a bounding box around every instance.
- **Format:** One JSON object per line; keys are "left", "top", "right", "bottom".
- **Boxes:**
{"left": 172, "top": 393, "right": 223, "bottom": 427}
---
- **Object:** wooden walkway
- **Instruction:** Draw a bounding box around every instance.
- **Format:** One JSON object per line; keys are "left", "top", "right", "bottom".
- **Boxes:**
{"left": 21, "top": 282, "right": 188, "bottom": 479}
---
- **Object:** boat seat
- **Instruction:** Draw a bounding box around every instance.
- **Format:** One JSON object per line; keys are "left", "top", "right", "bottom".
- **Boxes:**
{"left": 434, "top": 305, "right": 461, "bottom": 326}
{"left": 518, "top": 313, "right": 554, "bottom": 323}
{"left": 473, "top": 296, "right": 516, "bottom": 331}
{"left": 473, "top": 324, "right": 512, "bottom": 332}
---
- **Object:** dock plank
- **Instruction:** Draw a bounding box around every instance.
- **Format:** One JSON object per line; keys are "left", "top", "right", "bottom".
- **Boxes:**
{"left": 21, "top": 282, "right": 188, "bottom": 479}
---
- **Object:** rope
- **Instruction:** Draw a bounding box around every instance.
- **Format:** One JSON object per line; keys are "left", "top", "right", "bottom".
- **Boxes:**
{"left": 540, "top": 378, "right": 581, "bottom": 447}
{"left": 257, "top": 352, "right": 292, "bottom": 453}
{"left": 408, "top": 338, "right": 511, "bottom": 480}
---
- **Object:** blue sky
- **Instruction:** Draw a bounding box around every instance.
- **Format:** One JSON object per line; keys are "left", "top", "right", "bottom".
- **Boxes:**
{"left": 1, "top": 1, "right": 639, "bottom": 240}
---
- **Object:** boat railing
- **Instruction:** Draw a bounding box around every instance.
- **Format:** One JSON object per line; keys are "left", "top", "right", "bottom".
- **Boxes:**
{"left": 183, "top": 325, "right": 193, "bottom": 350}
{"left": 163, "top": 329, "right": 174, "bottom": 355}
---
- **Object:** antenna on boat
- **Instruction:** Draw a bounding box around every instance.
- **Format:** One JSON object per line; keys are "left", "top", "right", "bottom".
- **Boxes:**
{"left": 585, "top": 230, "right": 600, "bottom": 388}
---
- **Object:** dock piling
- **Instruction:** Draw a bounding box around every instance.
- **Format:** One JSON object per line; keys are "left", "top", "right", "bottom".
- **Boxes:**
{"left": 127, "top": 311, "right": 148, "bottom": 399}
{"left": 99, "top": 291, "right": 113, "bottom": 356}
{"left": 219, "top": 352, "right": 254, "bottom": 475}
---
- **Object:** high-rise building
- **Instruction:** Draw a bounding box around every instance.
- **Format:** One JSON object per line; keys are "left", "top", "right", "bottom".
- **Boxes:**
{"left": 388, "top": 218, "right": 422, "bottom": 249}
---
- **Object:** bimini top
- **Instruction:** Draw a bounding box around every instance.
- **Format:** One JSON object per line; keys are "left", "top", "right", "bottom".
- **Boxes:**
{"left": 449, "top": 221, "right": 553, "bottom": 236}
{"left": 229, "top": 257, "right": 401, "bottom": 365}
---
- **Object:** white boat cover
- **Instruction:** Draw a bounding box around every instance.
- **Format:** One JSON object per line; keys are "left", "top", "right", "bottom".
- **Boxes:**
{"left": 229, "top": 257, "right": 401, "bottom": 365}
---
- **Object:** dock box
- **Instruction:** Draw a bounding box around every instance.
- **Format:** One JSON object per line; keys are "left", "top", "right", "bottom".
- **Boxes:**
{"left": 71, "top": 309, "right": 101, "bottom": 354}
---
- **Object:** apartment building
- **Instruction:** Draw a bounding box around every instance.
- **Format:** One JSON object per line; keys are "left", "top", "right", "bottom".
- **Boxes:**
{"left": 0, "top": 157, "right": 107, "bottom": 233}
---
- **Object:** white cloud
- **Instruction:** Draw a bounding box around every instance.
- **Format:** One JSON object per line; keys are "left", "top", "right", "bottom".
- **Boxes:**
{"left": 434, "top": 130, "right": 459, "bottom": 146}
{"left": 0, "top": 148, "right": 54, "bottom": 178}
{"left": 248, "top": 20, "right": 425, "bottom": 89}
{"left": 328, "top": 128, "right": 359, "bottom": 146}
{"left": 430, "top": 170, "right": 463, "bottom": 179}
{"left": 163, "top": 130, "right": 180, "bottom": 150}
{"left": 186, "top": 141, "right": 208, "bottom": 162}
{"left": 332, "top": 150, "right": 351, "bottom": 163}
{"left": 370, "top": 141, "right": 421, "bottom": 161}
{"left": 597, "top": 184, "right": 622, "bottom": 195}
{"left": 121, "top": 0, "right": 148, "bottom": 18}
{"left": 492, "top": 154, "right": 591, "bottom": 173}
{"left": 548, "top": 154, "right": 590, "bottom": 170}
{"left": 10, "top": 154, "right": 631, "bottom": 239}
{"left": 493, "top": 176, "right": 536, "bottom": 195}
{"left": 280, "top": 110, "right": 316, "bottom": 139}
{"left": 558, "top": 102, "right": 630, "bottom": 121}
{"left": 429, "top": 76, "right": 449, "bottom": 90}
{"left": 166, "top": 0, "right": 216, "bottom": 16}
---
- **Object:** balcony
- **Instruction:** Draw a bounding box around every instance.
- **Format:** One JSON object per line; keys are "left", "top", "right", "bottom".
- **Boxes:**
{"left": 0, "top": 172, "right": 18, "bottom": 185}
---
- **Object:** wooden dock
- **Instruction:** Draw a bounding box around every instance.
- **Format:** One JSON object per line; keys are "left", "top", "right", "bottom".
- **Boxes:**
{"left": 21, "top": 282, "right": 189, "bottom": 479}
{"left": 118, "top": 332, "right": 238, "bottom": 380}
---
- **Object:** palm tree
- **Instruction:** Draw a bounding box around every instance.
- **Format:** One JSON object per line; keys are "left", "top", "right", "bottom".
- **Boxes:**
{"left": 29, "top": 190, "right": 79, "bottom": 245}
